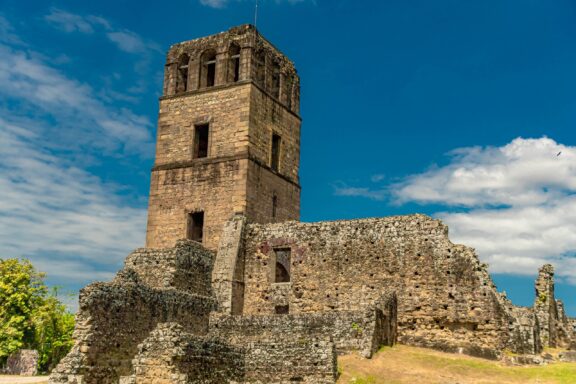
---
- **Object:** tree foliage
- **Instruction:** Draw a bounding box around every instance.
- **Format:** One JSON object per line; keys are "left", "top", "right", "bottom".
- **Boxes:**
{"left": 0, "top": 258, "right": 75, "bottom": 372}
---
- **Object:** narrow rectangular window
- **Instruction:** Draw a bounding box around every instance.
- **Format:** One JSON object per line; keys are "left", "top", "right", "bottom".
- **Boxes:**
{"left": 271, "top": 68, "right": 280, "bottom": 99}
{"left": 271, "top": 133, "right": 281, "bottom": 172}
{"left": 187, "top": 211, "right": 204, "bottom": 242}
{"left": 232, "top": 55, "right": 240, "bottom": 82}
{"left": 207, "top": 61, "right": 216, "bottom": 87}
{"left": 275, "top": 305, "right": 289, "bottom": 315}
{"left": 274, "top": 248, "right": 291, "bottom": 283}
{"left": 255, "top": 51, "right": 265, "bottom": 87}
{"left": 272, "top": 195, "right": 278, "bottom": 219}
{"left": 194, "top": 124, "right": 209, "bottom": 158}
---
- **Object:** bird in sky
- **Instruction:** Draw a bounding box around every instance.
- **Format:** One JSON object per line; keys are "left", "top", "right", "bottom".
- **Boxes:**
{"left": 557, "top": 151, "right": 562, "bottom": 157}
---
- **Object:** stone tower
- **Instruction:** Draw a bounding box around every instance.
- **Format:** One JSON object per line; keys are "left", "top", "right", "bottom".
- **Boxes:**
{"left": 146, "top": 25, "right": 301, "bottom": 250}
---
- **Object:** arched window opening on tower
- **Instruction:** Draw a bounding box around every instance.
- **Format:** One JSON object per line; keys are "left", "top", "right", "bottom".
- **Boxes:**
{"left": 274, "top": 248, "right": 291, "bottom": 283}
{"left": 271, "top": 133, "right": 281, "bottom": 172}
{"left": 187, "top": 211, "right": 204, "bottom": 243}
{"left": 176, "top": 54, "right": 190, "bottom": 94}
{"left": 254, "top": 50, "right": 265, "bottom": 87}
{"left": 284, "top": 76, "right": 293, "bottom": 110}
{"left": 271, "top": 61, "right": 281, "bottom": 99}
{"left": 200, "top": 50, "right": 217, "bottom": 88}
{"left": 194, "top": 124, "right": 209, "bottom": 158}
{"left": 272, "top": 194, "right": 278, "bottom": 219}
{"left": 229, "top": 43, "right": 241, "bottom": 83}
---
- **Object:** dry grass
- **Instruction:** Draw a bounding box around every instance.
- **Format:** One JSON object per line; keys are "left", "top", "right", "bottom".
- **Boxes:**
{"left": 337, "top": 345, "right": 576, "bottom": 384}
{"left": 0, "top": 376, "right": 48, "bottom": 383}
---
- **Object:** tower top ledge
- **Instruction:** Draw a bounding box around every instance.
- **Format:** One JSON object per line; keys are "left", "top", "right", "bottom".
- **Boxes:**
{"left": 166, "top": 24, "right": 297, "bottom": 75}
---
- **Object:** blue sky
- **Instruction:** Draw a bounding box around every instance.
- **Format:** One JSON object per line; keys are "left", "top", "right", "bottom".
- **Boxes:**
{"left": 1, "top": 0, "right": 576, "bottom": 314}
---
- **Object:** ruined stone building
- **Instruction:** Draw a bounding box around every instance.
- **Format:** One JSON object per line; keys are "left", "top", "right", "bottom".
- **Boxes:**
{"left": 50, "top": 25, "right": 576, "bottom": 384}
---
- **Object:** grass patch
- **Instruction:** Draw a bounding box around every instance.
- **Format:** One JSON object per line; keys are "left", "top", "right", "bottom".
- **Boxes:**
{"left": 338, "top": 345, "right": 576, "bottom": 384}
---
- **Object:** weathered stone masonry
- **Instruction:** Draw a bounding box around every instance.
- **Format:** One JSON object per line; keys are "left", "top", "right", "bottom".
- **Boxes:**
{"left": 50, "top": 241, "right": 352, "bottom": 384}
{"left": 146, "top": 24, "right": 301, "bottom": 251}
{"left": 51, "top": 24, "right": 576, "bottom": 384}
{"left": 236, "top": 215, "right": 544, "bottom": 359}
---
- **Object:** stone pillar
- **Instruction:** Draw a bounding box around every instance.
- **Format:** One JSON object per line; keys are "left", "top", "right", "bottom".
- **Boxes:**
{"left": 534, "top": 264, "right": 558, "bottom": 348}
{"left": 212, "top": 214, "right": 247, "bottom": 315}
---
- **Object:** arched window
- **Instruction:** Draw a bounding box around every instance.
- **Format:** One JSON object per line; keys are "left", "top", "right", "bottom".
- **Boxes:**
{"left": 176, "top": 54, "right": 190, "bottom": 94}
{"left": 284, "top": 75, "right": 294, "bottom": 109}
{"left": 274, "top": 248, "right": 291, "bottom": 283}
{"left": 272, "top": 194, "right": 278, "bottom": 219}
{"left": 271, "top": 60, "right": 281, "bottom": 99}
{"left": 200, "top": 49, "right": 217, "bottom": 88}
{"left": 254, "top": 50, "right": 265, "bottom": 88}
{"left": 229, "top": 43, "right": 241, "bottom": 83}
{"left": 275, "top": 263, "right": 290, "bottom": 283}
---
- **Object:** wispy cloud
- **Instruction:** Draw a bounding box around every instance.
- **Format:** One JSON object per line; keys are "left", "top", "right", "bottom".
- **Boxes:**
{"left": 0, "top": 15, "right": 24, "bottom": 45}
{"left": 200, "top": 0, "right": 228, "bottom": 8}
{"left": 0, "top": 42, "right": 154, "bottom": 155}
{"left": 336, "top": 137, "right": 576, "bottom": 282}
{"left": 199, "top": 0, "right": 309, "bottom": 9}
{"left": 0, "top": 116, "right": 147, "bottom": 289}
{"left": 0, "top": 14, "right": 151, "bottom": 306}
{"left": 44, "top": 8, "right": 95, "bottom": 33}
{"left": 334, "top": 183, "right": 386, "bottom": 200}
{"left": 107, "top": 30, "right": 148, "bottom": 53}
{"left": 44, "top": 8, "right": 160, "bottom": 55}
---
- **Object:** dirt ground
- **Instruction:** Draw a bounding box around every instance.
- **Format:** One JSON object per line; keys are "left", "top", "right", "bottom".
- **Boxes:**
{"left": 0, "top": 376, "right": 48, "bottom": 383}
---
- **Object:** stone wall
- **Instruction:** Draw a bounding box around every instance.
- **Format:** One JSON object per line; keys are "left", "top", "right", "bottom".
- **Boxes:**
{"left": 533, "top": 264, "right": 575, "bottom": 349}
{"left": 247, "top": 84, "right": 300, "bottom": 184}
{"left": 6, "top": 349, "right": 39, "bottom": 376}
{"left": 49, "top": 241, "right": 216, "bottom": 384}
{"left": 571, "top": 318, "right": 576, "bottom": 350}
{"left": 240, "top": 214, "right": 536, "bottom": 358}
{"left": 146, "top": 82, "right": 252, "bottom": 250}
{"left": 210, "top": 291, "right": 396, "bottom": 358}
{"left": 505, "top": 305, "right": 541, "bottom": 355}
{"left": 52, "top": 239, "right": 342, "bottom": 384}
{"left": 120, "top": 323, "right": 244, "bottom": 384}
{"left": 242, "top": 337, "right": 336, "bottom": 384}
{"left": 146, "top": 25, "right": 301, "bottom": 251}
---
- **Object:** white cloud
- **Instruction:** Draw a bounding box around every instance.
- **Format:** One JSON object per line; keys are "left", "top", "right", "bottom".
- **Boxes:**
{"left": 107, "top": 30, "right": 154, "bottom": 54}
{"left": 44, "top": 8, "right": 95, "bottom": 34}
{"left": 334, "top": 184, "right": 386, "bottom": 200}
{"left": 0, "top": 15, "right": 24, "bottom": 45}
{"left": 0, "top": 42, "right": 154, "bottom": 155}
{"left": 336, "top": 137, "right": 576, "bottom": 283}
{"left": 0, "top": 16, "right": 152, "bottom": 300}
{"left": 199, "top": 0, "right": 309, "bottom": 9}
{"left": 200, "top": 0, "right": 228, "bottom": 8}
{"left": 44, "top": 8, "right": 159, "bottom": 56}
{"left": 0, "top": 117, "right": 147, "bottom": 291}
{"left": 392, "top": 137, "right": 575, "bottom": 207}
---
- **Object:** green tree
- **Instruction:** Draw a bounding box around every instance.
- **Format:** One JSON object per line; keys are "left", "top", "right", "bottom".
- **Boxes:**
{"left": 32, "top": 289, "right": 75, "bottom": 371}
{"left": 0, "top": 258, "right": 75, "bottom": 372}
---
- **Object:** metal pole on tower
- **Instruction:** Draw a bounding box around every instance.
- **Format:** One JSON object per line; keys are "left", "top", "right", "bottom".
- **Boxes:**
{"left": 254, "top": 0, "right": 259, "bottom": 27}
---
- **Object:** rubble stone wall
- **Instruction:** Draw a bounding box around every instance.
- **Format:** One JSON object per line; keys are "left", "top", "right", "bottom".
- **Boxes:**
{"left": 210, "top": 292, "right": 396, "bottom": 358}
{"left": 120, "top": 323, "right": 245, "bottom": 384}
{"left": 6, "top": 349, "right": 39, "bottom": 376}
{"left": 52, "top": 239, "right": 341, "bottom": 384}
{"left": 242, "top": 337, "right": 336, "bottom": 384}
{"left": 533, "top": 264, "right": 575, "bottom": 349}
{"left": 506, "top": 306, "right": 541, "bottom": 355}
{"left": 49, "top": 241, "right": 216, "bottom": 384}
{"left": 241, "top": 214, "right": 532, "bottom": 358}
